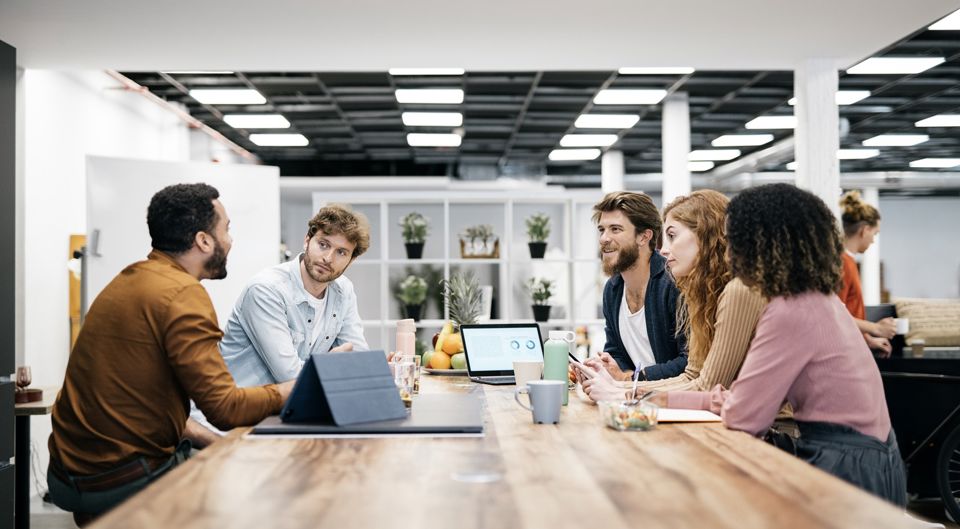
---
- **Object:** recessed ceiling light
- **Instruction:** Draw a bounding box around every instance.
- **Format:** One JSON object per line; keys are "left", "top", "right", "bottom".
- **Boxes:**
{"left": 618, "top": 67, "right": 695, "bottom": 75}
{"left": 574, "top": 114, "right": 640, "bottom": 129}
{"left": 249, "top": 133, "right": 308, "bottom": 147}
{"left": 401, "top": 112, "right": 463, "bottom": 127}
{"left": 909, "top": 158, "right": 960, "bottom": 168}
{"left": 688, "top": 161, "right": 715, "bottom": 172}
{"left": 163, "top": 70, "right": 235, "bottom": 75}
{"left": 189, "top": 89, "right": 266, "bottom": 105}
{"left": 837, "top": 149, "right": 880, "bottom": 160}
{"left": 406, "top": 133, "right": 462, "bottom": 147}
{"left": 745, "top": 116, "right": 796, "bottom": 129}
{"left": 389, "top": 68, "right": 465, "bottom": 76}
{"left": 785, "top": 161, "right": 797, "bottom": 171}
{"left": 929, "top": 9, "right": 960, "bottom": 30}
{"left": 915, "top": 114, "right": 960, "bottom": 127}
{"left": 711, "top": 134, "right": 774, "bottom": 147}
{"left": 788, "top": 91, "right": 871, "bottom": 106}
{"left": 395, "top": 89, "right": 464, "bottom": 104}
{"left": 593, "top": 89, "right": 667, "bottom": 105}
{"left": 559, "top": 134, "right": 618, "bottom": 147}
{"left": 548, "top": 149, "right": 601, "bottom": 161}
{"left": 688, "top": 149, "right": 741, "bottom": 161}
{"left": 862, "top": 134, "right": 929, "bottom": 147}
{"left": 223, "top": 114, "right": 290, "bottom": 129}
{"left": 846, "top": 57, "right": 945, "bottom": 75}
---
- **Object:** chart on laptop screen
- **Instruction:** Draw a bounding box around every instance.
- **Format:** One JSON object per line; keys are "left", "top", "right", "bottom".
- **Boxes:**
{"left": 462, "top": 325, "right": 543, "bottom": 372}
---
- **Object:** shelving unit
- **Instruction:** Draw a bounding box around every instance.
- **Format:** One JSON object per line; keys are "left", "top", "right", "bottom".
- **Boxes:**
{"left": 313, "top": 189, "right": 608, "bottom": 352}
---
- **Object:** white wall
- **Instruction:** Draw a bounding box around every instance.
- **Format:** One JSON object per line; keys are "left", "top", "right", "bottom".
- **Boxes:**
{"left": 19, "top": 69, "right": 191, "bottom": 495}
{"left": 878, "top": 196, "right": 960, "bottom": 299}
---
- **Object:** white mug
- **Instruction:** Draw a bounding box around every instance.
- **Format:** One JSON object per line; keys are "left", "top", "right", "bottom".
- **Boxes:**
{"left": 512, "top": 360, "right": 543, "bottom": 389}
{"left": 894, "top": 318, "right": 909, "bottom": 335}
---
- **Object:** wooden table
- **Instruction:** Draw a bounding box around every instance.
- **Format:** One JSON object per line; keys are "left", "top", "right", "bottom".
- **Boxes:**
{"left": 14, "top": 386, "right": 58, "bottom": 529}
{"left": 90, "top": 376, "right": 913, "bottom": 529}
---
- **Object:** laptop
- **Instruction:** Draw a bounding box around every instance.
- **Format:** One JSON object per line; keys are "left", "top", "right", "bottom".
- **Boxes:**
{"left": 460, "top": 323, "right": 544, "bottom": 385}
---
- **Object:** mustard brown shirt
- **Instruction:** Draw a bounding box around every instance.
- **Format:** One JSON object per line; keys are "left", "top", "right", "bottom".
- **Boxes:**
{"left": 50, "top": 250, "right": 283, "bottom": 475}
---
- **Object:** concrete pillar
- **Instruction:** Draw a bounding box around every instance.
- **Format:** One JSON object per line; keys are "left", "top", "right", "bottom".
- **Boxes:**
{"left": 601, "top": 150, "right": 625, "bottom": 193}
{"left": 794, "top": 59, "right": 841, "bottom": 218}
{"left": 861, "top": 187, "right": 881, "bottom": 305}
{"left": 661, "top": 93, "right": 691, "bottom": 205}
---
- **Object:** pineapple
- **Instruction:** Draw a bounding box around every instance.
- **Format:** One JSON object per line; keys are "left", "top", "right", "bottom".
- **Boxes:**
{"left": 431, "top": 273, "right": 482, "bottom": 368}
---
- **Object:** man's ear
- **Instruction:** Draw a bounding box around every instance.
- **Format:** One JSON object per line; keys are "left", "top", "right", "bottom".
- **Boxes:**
{"left": 303, "top": 234, "right": 311, "bottom": 252}
{"left": 195, "top": 231, "right": 214, "bottom": 254}
{"left": 637, "top": 228, "right": 653, "bottom": 247}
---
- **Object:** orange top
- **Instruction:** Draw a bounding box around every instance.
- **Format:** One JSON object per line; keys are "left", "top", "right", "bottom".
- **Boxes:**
{"left": 50, "top": 251, "right": 283, "bottom": 475}
{"left": 839, "top": 252, "right": 865, "bottom": 320}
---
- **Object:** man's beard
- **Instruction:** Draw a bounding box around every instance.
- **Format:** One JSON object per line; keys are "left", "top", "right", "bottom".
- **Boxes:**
{"left": 204, "top": 237, "right": 228, "bottom": 280}
{"left": 601, "top": 239, "right": 640, "bottom": 276}
{"left": 303, "top": 252, "right": 345, "bottom": 284}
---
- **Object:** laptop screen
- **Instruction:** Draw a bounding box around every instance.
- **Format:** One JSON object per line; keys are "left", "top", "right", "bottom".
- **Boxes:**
{"left": 460, "top": 324, "right": 544, "bottom": 376}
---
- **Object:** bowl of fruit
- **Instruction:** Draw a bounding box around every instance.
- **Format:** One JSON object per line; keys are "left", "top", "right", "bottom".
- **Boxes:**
{"left": 598, "top": 399, "right": 658, "bottom": 431}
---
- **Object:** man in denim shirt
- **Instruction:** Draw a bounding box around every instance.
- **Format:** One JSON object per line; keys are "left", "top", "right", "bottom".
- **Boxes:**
{"left": 187, "top": 205, "right": 369, "bottom": 444}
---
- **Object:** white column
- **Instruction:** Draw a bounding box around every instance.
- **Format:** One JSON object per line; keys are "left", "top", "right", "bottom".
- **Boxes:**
{"left": 601, "top": 150, "right": 625, "bottom": 193}
{"left": 661, "top": 92, "right": 691, "bottom": 205}
{"left": 861, "top": 187, "right": 882, "bottom": 305}
{"left": 794, "top": 59, "right": 840, "bottom": 217}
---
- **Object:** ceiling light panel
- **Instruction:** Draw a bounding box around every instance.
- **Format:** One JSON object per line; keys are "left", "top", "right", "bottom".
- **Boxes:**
{"left": 223, "top": 114, "right": 290, "bottom": 129}
{"left": 548, "top": 149, "right": 601, "bottom": 161}
{"left": 862, "top": 134, "right": 928, "bottom": 147}
{"left": 249, "top": 134, "right": 308, "bottom": 147}
{"left": 559, "top": 134, "right": 618, "bottom": 147}
{"left": 915, "top": 114, "right": 960, "bottom": 127}
{"left": 395, "top": 89, "right": 464, "bottom": 104}
{"left": 837, "top": 149, "right": 880, "bottom": 160}
{"left": 909, "top": 158, "right": 960, "bottom": 168}
{"left": 618, "top": 67, "right": 695, "bottom": 75}
{"left": 788, "top": 91, "right": 871, "bottom": 106}
{"left": 846, "top": 57, "right": 945, "bottom": 75}
{"left": 406, "top": 133, "right": 462, "bottom": 147}
{"left": 929, "top": 9, "right": 960, "bottom": 30}
{"left": 785, "top": 161, "right": 797, "bottom": 171}
{"left": 688, "top": 161, "right": 715, "bottom": 172}
{"left": 688, "top": 149, "right": 741, "bottom": 161}
{"left": 401, "top": 112, "right": 463, "bottom": 127}
{"left": 711, "top": 134, "right": 774, "bottom": 147}
{"left": 745, "top": 116, "right": 796, "bottom": 129}
{"left": 574, "top": 114, "right": 640, "bottom": 129}
{"left": 593, "top": 89, "right": 667, "bottom": 105}
{"left": 189, "top": 89, "right": 266, "bottom": 105}
{"left": 389, "top": 68, "right": 465, "bottom": 76}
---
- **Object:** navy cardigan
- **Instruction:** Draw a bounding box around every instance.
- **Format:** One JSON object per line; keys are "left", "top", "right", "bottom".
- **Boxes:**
{"left": 601, "top": 252, "right": 687, "bottom": 380}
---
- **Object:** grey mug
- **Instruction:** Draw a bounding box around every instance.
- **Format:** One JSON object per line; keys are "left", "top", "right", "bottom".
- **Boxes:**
{"left": 514, "top": 380, "right": 565, "bottom": 424}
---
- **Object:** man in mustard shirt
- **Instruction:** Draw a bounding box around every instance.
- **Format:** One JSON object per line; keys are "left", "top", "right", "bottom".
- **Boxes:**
{"left": 47, "top": 183, "right": 294, "bottom": 525}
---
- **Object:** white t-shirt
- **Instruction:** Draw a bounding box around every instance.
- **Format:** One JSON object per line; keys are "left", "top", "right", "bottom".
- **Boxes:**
{"left": 618, "top": 290, "right": 656, "bottom": 371}
{"left": 305, "top": 293, "right": 328, "bottom": 347}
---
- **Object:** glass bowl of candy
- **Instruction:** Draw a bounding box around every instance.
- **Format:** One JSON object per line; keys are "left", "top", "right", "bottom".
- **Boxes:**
{"left": 598, "top": 399, "right": 658, "bottom": 431}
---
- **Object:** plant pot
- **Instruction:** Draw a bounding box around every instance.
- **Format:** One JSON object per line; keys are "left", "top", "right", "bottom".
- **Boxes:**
{"left": 404, "top": 242, "right": 424, "bottom": 259}
{"left": 532, "top": 305, "right": 551, "bottom": 322}
{"left": 528, "top": 241, "right": 547, "bottom": 259}
{"left": 404, "top": 304, "right": 423, "bottom": 321}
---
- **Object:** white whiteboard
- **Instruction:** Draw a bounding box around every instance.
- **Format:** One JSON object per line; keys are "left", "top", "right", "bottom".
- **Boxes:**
{"left": 86, "top": 155, "right": 280, "bottom": 326}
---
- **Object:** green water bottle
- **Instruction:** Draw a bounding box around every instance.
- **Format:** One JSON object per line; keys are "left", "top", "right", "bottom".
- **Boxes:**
{"left": 543, "top": 330, "right": 575, "bottom": 405}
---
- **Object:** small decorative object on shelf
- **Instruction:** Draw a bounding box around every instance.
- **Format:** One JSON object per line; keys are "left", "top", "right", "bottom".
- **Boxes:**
{"left": 427, "top": 272, "right": 482, "bottom": 370}
{"left": 527, "top": 277, "right": 554, "bottom": 322}
{"left": 460, "top": 224, "right": 499, "bottom": 258}
{"left": 397, "top": 274, "right": 428, "bottom": 321}
{"left": 399, "top": 212, "right": 429, "bottom": 259}
{"left": 525, "top": 212, "right": 551, "bottom": 259}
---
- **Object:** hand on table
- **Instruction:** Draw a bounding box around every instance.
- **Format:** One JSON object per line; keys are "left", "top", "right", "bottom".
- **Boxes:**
{"left": 865, "top": 335, "right": 892, "bottom": 357}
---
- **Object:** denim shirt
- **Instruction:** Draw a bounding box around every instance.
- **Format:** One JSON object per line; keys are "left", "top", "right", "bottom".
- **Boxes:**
{"left": 219, "top": 253, "right": 368, "bottom": 386}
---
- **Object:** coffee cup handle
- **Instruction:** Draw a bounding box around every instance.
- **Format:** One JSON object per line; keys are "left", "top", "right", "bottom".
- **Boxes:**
{"left": 514, "top": 388, "right": 533, "bottom": 412}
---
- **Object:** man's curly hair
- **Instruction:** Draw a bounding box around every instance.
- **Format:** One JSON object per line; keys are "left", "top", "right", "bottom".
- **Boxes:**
{"left": 147, "top": 183, "right": 220, "bottom": 254}
{"left": 727, "top": 183, "right": 843, "bottom": 298}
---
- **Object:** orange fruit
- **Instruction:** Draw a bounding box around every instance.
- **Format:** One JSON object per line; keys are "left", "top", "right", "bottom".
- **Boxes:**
{"left": 442, "top": 332, "right": 463, "bottom": 355}
{"left": 430, "top": 351, "right": 451, "bottom": 369}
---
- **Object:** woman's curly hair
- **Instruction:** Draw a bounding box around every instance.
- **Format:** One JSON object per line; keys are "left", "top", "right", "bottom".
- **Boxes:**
{"left": 663, "top": 190, "right": 731, "bottom": 370}
{"left": 727, "top": 183, "right": 843, "bottom": 298}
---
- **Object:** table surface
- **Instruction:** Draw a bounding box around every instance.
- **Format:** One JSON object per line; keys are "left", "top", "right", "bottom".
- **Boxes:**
{"left": 90, "top": 375, "right": 913, "bottom": 529}
{"left": 14, "top": 386, "right": 58, "bottom": 416}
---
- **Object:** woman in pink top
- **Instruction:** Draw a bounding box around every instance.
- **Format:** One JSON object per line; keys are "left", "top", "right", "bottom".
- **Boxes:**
{"left": 662, "top": 183, "right": 906, "bottom": 506}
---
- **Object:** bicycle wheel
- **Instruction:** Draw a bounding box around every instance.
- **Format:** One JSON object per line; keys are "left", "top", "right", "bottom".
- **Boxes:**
{"left": 937, "top": 422, "right": 960, "bottom": 522}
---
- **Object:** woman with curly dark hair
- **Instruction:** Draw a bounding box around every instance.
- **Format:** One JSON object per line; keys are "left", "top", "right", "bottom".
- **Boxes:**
{"left": 580, "top": 190, "right": 766, "bottom": 401}
{"left": 659, "top": 183, "right": 906, "bottom": 507}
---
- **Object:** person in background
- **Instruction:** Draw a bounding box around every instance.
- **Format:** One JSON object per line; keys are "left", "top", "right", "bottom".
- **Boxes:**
{"left": 580, "top": 190, "right": 766, "bottom": 401}
{"left": 655, "top": 183, "right": 906, "bottom": 506}
{"left": 188, "top": 205, "right": 370, "bottom": 446}
{"left": 839, "top": 191, "right": 896, "bottom": 357}
{"left": 47, "top": 184, "right": 294, "bottom": 525}
{"left": 586, "top": 191, "right": 687, "bottom": 383}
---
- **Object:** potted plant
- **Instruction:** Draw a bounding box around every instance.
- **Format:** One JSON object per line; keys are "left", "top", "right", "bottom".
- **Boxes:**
{"left": 527, "top": 277, "right": 554, "bottom": 322}
{"left": 525, "top": 212, "right": 550, "bottom": 259}
{"left": 399, "top": 212, "right": 429, "bottom": 259}
{"left": 397, "top": 274, "right": 428, "bottom": 321}
{"left": 459, "top": 224, "right": 499, "bottom": 258}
